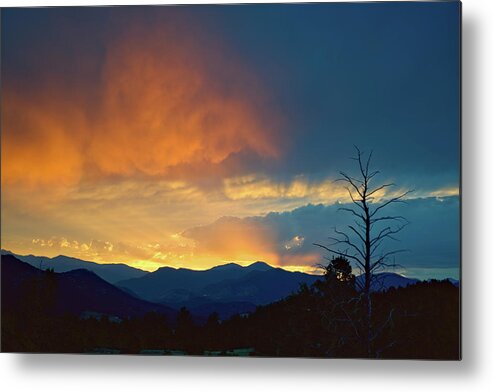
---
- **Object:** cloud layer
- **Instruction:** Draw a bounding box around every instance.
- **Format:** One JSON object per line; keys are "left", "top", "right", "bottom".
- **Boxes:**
{"left": 183, "top": 196, "right": 460, "bottom": 276}
{"left": 1, "top": 6, "right": 459, "bottom": 278}
{"left": 2, "top": 12, "right": 282, "bottom": 191}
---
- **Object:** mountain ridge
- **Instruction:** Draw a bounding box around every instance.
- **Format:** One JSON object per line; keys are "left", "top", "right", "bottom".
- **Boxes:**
{"left": 1, "top": 250, "right": 457, "bottom": 305}
{"left": 1, "top": 251, "right": 458, "bottom": 323}
{"left": 1, "top": 249, "right": 147, "bottom": 284}
{"left": 1, "top": 254, "right": 177, "bottom": 320}
{"left": 116, "top": 260, "right": 277, "bottom": 303}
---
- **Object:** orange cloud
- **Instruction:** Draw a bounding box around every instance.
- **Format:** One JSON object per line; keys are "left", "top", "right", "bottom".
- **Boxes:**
{"left": 2, "top": 90, "right": 86, "bottom": 188}
{"left": 2, "top": 15, "right": 282, "bottom": 191}
{"left": 90, "top": 21, "right": 281, "bottom": 179}
{"left": 182, "top": 216, "right": 280, "bottom": 265}
{"left": 223, "top": 174, "right": 350, "bottom": 203}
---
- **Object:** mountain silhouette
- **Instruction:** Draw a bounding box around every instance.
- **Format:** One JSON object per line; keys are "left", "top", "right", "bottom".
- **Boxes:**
{"left": 355, "top": 272, "right": 419, "bottom": 291}
{"left": 116, "top": 261, "right": 276, "bottom": 303}
{"left": 2, "top": 251, "right": 450, "bottom": 322}
{"left": 117, "top": 261, "right": 320, "bottom": 320}
{"left": 200, "top": 268, "right": 320, "bottom": 305}
{"left": 1, "top": 249, "right": 147, "bottom": 284}
{"left": 1, "top": 254, "right": 176, "bottom": 320}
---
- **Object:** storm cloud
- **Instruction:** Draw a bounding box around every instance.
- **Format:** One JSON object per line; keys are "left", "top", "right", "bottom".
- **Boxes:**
{"left": 183, "top": 196, "right": 460, "bottom": 278}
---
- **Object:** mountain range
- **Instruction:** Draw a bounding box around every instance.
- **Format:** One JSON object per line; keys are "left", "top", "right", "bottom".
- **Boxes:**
{"left": 115, "top": 261, "right": 321, "bottom": 318}
{"left": 1, "top": 250, "right": 452, "bottom": 320}
{"left": 116, "top": 261, "right": 313, "bottom": 302}
{"left": 0, "top": 249, "right": 147, "bottom": 284}
{"left": 1, "top": 254, "right": 176, "bottom": 320}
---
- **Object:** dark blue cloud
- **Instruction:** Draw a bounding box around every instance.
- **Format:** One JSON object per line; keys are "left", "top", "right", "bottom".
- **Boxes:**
{"left": 196, "top": 3, "right": 460, "bottom": 186}
{"left": 185, "top": 196, "right": 459, "bottom": 278}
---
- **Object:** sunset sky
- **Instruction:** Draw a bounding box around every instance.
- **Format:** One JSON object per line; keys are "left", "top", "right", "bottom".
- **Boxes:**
{"left": 1, "top": 3, "right": 460, "bottom": 279}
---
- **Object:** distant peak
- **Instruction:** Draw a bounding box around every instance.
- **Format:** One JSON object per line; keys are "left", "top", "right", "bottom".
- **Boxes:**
{"left": 53, "top": 254, "right": 82, "bottom": 262}
{"left": 156, "top": 266, "right": 178, "bottom": 273}
{"left": 63, "top": 268, "right": 98, "bottom": 277}
{"left": 246, "top": 261, "right": 273, "bottom": 271}
{"left": 210, "top": 262, "right": 242, "bottom": 270}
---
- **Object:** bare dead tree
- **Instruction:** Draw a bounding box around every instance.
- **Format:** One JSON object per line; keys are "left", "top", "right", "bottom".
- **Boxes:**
{"left": 314, "top": 146, "right": 413, "bottom": 357}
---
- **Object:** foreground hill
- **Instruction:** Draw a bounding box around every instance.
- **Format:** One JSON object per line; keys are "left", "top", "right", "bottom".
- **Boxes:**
{"left": 1, "top": 254, "right": 176, "bottom": 320}
{"left": 1, "top": 250, "right": 147, "bottom": 284}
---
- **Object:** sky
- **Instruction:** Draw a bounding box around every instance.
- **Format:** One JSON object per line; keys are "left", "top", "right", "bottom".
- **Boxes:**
{"left": 1, "top": 3, "right": 460, "bottom": 279}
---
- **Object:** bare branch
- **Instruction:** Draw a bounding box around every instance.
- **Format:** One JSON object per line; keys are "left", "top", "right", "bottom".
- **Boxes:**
{"left": 370, "top": 190, "right": 414, "bottom": 218}
{"left": 370, "top": 215, "right": 408, "bottom": 225}
{"left": 364, "top": 150, "right": 373, "bottom": 178}
{"left": 338, "top": 172, "right": 364, "bottom": 185}
{"left": 346, "top": 188, "right": 366, "bottom": 211}
{"left": 354, "top": 146, "right": 366, "bottom": 181}
{"left": 338, "top": 172, "right": 364, "bottom": 198}
{"left": 371, "top": 260, "right": 406, "bottom": 273}
{"left": 338, "top": 207, "right": 365, "bottom": 221}
{"left": 370, "top": 249, "right": 409, "bottom": 270}
{"left": 370, "top": 223, "right": 408, "bottom": 248}
{"left": 326, "top": 235, "right": 358, "bottom": 250}
{"left": 313, "top": 243, "right": 365, "bottom": 270}
{"left": 366, "top": 183, "right": 395, "bottom": 198}
{"left": 347, "top": 225, "right": 366, "bottom": 244}
{"left": 367, "top": 170, "right": 380, "bottom": 181}
{"left": 328, "top": 229, "right": 366, "bottom": 260}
